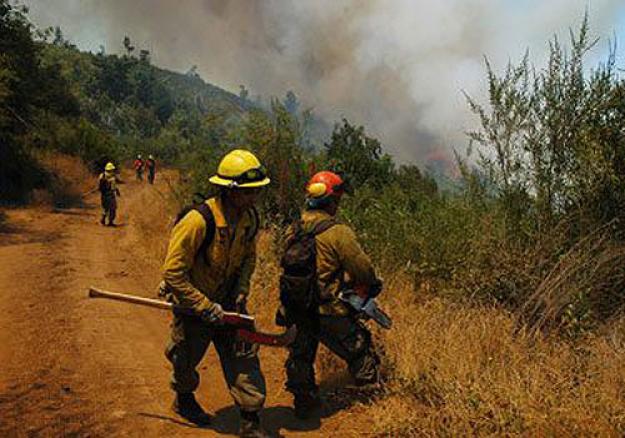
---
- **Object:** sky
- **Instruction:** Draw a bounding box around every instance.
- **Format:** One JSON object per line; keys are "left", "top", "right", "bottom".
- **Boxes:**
{"left": 24, "top": 1, "right": 625, "bottom": 166}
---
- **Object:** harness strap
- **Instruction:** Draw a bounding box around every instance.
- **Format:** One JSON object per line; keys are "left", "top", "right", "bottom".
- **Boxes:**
{"left": 194, "top": 203, "right": 215, "bottom": 263}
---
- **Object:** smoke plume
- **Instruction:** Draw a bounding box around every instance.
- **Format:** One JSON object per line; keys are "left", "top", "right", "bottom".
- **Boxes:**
{"left": 25, "top": 0, "right": 625, "bottom": 165}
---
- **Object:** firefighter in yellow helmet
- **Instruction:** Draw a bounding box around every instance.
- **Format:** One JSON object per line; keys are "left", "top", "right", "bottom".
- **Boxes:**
{"left": 161, "top": 149, "right": 271, "bottom": 437}
{"left": 278, "top": 171, "right": 382, "bottom": 419}
{"left": 98, "top": 162, "right": 120, "bottom": 226}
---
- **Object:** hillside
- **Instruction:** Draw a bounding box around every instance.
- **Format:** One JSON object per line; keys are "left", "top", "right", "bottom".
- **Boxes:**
{"left": 41, "top": 42, "right": 254, "bottom": 125}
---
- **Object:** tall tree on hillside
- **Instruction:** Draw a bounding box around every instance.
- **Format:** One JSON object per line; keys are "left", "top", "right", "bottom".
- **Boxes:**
{"left": 92, "top": 54, "right": 133, "bottom": 103}
{"left": 0, "top": 0, "right": 78, "bottom": 202}
{"left": 0, "top": 1, "right": 42, "bottom": 132}
{"left": 239, "top": 85, "right": 249, "bottom": 101}
{"left": 123, "top": 35, "right": 134, "bottom": 56}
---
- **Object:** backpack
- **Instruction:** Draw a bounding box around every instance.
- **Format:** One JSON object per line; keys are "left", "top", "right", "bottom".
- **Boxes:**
{"left": 98, "top": 174, "right": 113, "bottom": 196}
{"left": 174, "top": 202, "right": 216, "bottom": 264}
{"left": 173, "top": 197, "right": 260, "bottom": 263}
{"left": 279, "top": 219, "right": 337, "bottom": 313}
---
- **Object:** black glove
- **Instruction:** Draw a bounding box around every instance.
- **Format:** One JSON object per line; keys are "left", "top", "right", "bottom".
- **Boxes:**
{"left": 369, "top": 279, "right": 383, "bottom": 298}
{"left": 199, "top": 302, "right": 224, "bottom": 324}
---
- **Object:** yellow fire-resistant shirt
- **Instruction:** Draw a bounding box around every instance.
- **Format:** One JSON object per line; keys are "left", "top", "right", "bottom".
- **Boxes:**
{"left": 296, "top": 208, "right": 378, "bottom": 316}
{"left": 99, "top": 172, "right": 119, "bottom": 197}
{"left": 161, "top": 197, "right": 258, "bottom": 313}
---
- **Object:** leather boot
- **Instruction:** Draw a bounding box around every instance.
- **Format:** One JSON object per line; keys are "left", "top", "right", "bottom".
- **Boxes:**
{"left": 293, "top": 391, "right": 321, "bottom": 420}
{"left": 239, "top": 410, "right": 270, "bottom": 438}
{"left": 172, "top": 392, "right": 211, "bottom": 426}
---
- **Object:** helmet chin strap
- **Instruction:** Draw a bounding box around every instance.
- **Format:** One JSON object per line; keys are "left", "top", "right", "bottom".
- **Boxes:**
{"left": 221, "top": 191, "right": 250, "bottom": 223}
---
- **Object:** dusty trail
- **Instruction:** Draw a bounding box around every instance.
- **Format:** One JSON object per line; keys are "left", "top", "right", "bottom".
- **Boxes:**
{"left": 0, "top": 172, "right": 374, "bottom": 437}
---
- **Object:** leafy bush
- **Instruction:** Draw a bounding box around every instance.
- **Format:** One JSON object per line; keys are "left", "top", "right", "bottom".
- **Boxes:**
{"left": 324, "top": 118, "right": 395, "bottom": 189}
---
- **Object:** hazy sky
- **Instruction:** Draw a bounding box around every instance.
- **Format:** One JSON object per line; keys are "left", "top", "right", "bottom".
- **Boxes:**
{"left": 24, "top": 1, "right": 625, "bottom": 165}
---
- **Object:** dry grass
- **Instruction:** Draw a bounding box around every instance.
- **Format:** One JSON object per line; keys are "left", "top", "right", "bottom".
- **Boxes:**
{"left": 120, "top": 169, "right": 182, "bottom": 291}
{"left": 364, "top": 271, "right": 625, "bottom": 436}
{"left": 522, "top": 223, "right": 625, "bottom": 333}
{"left": 32, "top": 151, "right": 93, "bottom": 208}
{"left": 248, "top": 227, "right": 283, "bottom": 328}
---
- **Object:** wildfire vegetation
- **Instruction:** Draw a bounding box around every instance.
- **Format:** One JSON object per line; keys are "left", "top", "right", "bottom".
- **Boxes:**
{"left": 3, "top": 1, "right": 625, "bottom": 434}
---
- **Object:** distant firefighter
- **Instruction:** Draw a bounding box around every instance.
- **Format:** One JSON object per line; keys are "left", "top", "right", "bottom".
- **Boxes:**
{"left": 146, "top": 154, "right": 156, "bottom": 184}
{"left": 98, "top": 162, "right": 121, "bottom": 226}
{"left": 133, "top": 154, "right": 144, "bottom": 181}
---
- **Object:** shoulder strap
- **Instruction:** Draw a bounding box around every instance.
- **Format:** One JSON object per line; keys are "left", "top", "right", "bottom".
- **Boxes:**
{"left": 194, "top": 203, "right": 216, "bottom": 262}
{"left": 99, "top": 174, "right": 110, "bottom": 189}
{"left": 310, "top": 219, "right": 337, "bottom": 236}
{"left": 245, "top": 206, "right": 260, "bottom": 242}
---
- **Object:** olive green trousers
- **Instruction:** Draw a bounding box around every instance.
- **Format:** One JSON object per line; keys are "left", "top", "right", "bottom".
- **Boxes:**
{"left": 165, "top": 314, "right": 266, "bottom": 412}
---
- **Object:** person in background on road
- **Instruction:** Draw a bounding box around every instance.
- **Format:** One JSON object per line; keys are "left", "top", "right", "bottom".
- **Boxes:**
{"left": 133, "top": 154, "right": 144, "bottom": 181}
{"left": 146, "top": 154, "right": 156, "bottom": 185}
{"left": 161, "top": 149, "right": 271, "bottom": 437}
{"left": 277, "top": 170, "right": 382, "bottom": 419}
{"left": 98, "top": 162, "right": 121, "bottom": 227}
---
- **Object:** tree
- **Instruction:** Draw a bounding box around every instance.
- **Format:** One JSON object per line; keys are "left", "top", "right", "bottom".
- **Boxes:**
{"left": 284, "top": 90, "right": 299, "bottom": 115}
{"left": 139, "top": 49, "right": 150, "bottom": 63}
{"left": 53, "top": 26, "right": 64, "bottom": 45}
{"left": 186, "top": 65, "right": 199, "bottom": 78}
{"left": 123, "top": 35, "right": 134, "bottom": 56}
{"left": 92, "top": 54, "right": 133, "bottom": 103}
{"left": 324, "top": 118, "right": 394, "bottom": 189}
{"left": 0, "top": 0, "right": 78, "bottom": 202}
{"left": 239, "top": 85, "right": 249, "bottom": 101}
{"left": 465, "top": 15, "right": 625, "bottom": 231}
{"left": 232, "top": 101, "right": 308, "bottom": 222}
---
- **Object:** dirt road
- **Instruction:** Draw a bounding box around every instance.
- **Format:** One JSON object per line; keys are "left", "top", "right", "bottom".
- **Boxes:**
{"left": 0, "top": 173, "right": 374, "bottom": 437}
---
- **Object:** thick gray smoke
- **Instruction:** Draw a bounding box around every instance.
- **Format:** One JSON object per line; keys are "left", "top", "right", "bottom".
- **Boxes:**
{"left": 25, "top": 0, "right": 625, "bottom": 165}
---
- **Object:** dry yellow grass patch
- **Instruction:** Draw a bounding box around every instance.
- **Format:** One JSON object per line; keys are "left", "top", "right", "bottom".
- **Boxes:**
{"left": 125, "top": 172, "right": 179, "bottom": 264}
{"left": 248, "top": 226, "right": 283, "bottom": 328}
{"left": 32, "top": 151, "right": 93, "bottom": 208}
{"left": 367, "top": 272, "right": 625, "bottom": 436}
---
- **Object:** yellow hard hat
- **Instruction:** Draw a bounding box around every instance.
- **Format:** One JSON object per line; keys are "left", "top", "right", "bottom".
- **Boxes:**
{"left": 209, "top": 149, "right": 270, "bottom": 188}
{"left": 105, "top": 162, "right": 116, "bottom": 171}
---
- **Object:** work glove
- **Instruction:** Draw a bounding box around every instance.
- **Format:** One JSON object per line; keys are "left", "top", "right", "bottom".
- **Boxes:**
{"left": 157, "top": 280, "right": 171, "bottom": 299}
{"left": 199, "top": 302, "right": 224, "bottom": 324}
{"left": 369, "top": 278, "right": 383, "bottom": 298}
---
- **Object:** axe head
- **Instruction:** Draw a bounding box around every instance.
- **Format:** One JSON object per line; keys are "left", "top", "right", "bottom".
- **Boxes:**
{"left": 221, "top": 311, "right": 296, "bottom": 347}
{"left": 236, "top": 325, "right": 297, "bottom": 347}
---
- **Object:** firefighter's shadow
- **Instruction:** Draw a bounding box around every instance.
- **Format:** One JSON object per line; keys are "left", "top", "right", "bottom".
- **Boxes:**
{"left": 210, "top": 385, "right": 377, "bottom": 437}
{"left": 209, "top": 405, "right": 316, "bottom": 437}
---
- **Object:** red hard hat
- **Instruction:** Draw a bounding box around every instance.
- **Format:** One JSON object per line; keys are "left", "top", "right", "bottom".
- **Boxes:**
{"left": 306, "top": 171, "right": 348, "bottom": 198}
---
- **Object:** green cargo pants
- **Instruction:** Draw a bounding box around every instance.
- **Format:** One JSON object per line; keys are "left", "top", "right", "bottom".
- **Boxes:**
{"left": 285, "top": 313, "right": 380, "bottom": 397}
{"left": 100, "top": 195, "right": 116, "bottom": 224}
{"left": 165, "top": 313, "right": 266, "bottom": 412}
